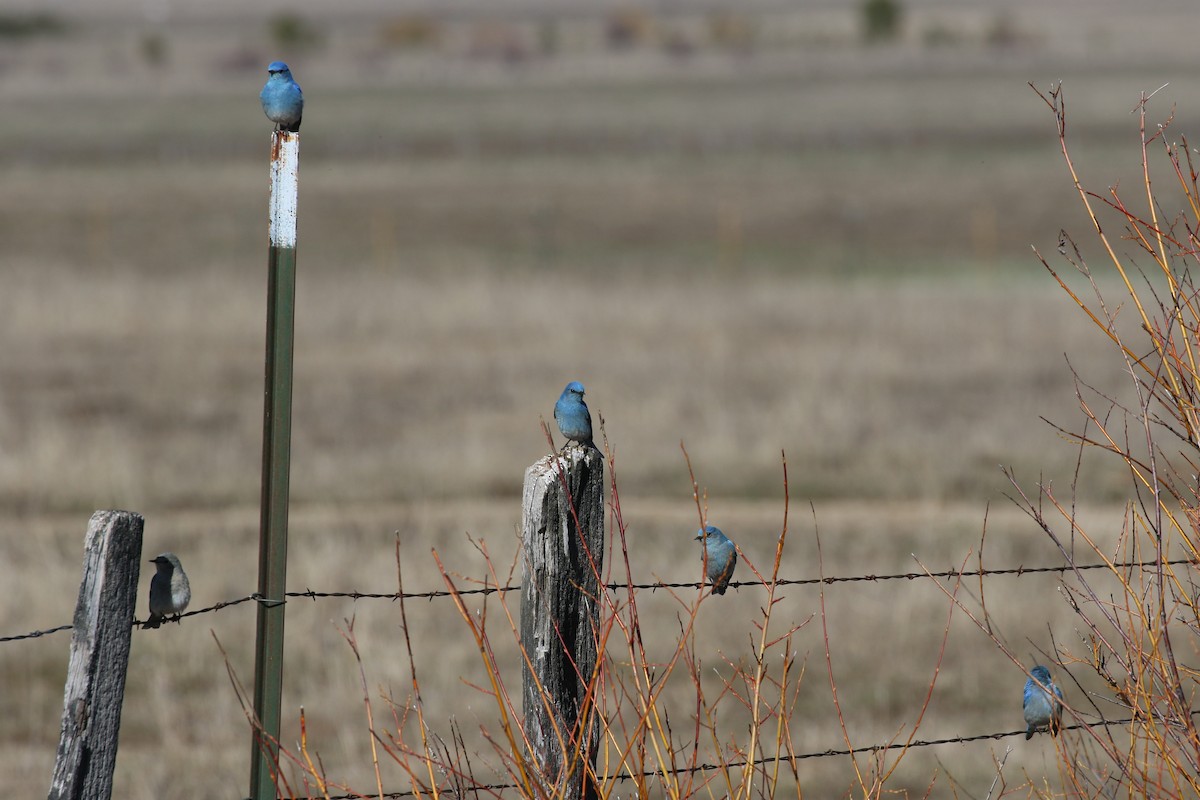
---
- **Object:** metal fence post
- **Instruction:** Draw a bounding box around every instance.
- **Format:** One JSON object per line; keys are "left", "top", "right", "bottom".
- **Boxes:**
{"left": 249, "top": 128, "right": 300, "bottom": 799}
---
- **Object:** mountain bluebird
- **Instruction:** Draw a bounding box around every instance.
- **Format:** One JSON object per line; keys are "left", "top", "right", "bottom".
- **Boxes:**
{"left": 695, "top": 525, "right": 737, "bottom": 595}
{"left": 1023, "top": 665, "right": 1064, "bottom": 739}
{"left": 146, "top": 552, "right": 191, "bottom": 629}
{"left": 260, "top": 61, "right": 304, "bottom": 132}
{"left": 554, "top": 381, "right": 593, "bottom": 447}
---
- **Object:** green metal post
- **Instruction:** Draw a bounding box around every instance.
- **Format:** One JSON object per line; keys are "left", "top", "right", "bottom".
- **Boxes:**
{"left": 250, "top": 129, "right": 299, "bottom": 800}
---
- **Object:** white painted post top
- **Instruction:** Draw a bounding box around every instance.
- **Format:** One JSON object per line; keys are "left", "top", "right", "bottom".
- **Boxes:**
{"left": 268, "top": 133, "right": 300, "bottom": 249}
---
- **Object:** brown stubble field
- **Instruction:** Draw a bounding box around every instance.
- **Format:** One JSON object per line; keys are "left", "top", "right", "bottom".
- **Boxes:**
{"left": 2, "top": 1, "right": 1199, "bottom": 796}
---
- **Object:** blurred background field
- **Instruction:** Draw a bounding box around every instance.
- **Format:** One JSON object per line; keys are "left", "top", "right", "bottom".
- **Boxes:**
{"left": 1, "top": 0, "right": 1196, "bottom": 797}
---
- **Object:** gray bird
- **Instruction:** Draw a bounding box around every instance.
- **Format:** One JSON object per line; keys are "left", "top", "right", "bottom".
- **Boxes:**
{"left": 146, "top": 552, "right": 191, "bottom": 629}
{"left": 1023, "top": 664, "right": 1065, "bottom": 739}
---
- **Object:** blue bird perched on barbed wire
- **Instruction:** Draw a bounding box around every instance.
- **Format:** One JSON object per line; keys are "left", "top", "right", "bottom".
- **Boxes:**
{"left": 554, "top": 381, "right": 593, "bottom": 447}
{"left": 1023, "top": 664, "right": 1064, "bottom": 739}
{"left": 695, "top": 525, "right": 737, "bottom": 595}
{"left": 146, "top": 552, "right": 191, "bottom": 629}
{"left": 260, "top": 61, "right": 304, "bottom": 132}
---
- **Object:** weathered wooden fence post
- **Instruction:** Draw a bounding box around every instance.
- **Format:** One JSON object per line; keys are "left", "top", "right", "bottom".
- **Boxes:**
{"left": 520, "top": 444, "right": 605, "bottom": 799}
{"left": 48, "top": 510, "right": 144, "bottom": 800}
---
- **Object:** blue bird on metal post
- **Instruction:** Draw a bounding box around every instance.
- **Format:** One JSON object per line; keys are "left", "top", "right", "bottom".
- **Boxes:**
{"left": 695, "top": 525, "right": 737, "bottom": 595}
{"left": 260, "top": 61, "right": 304, "bottom": 132}
{"left": 1023, "top": 665, "right": 1064, "bottom": 739}
{"left": 554, "top": 381, "right": 593, "bottom": 447}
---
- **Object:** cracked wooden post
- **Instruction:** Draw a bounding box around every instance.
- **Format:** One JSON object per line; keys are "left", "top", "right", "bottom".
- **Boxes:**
{"left": 520, "top": 443, "right": 604, "bottom": 800}
{"left": 48, "top": 510, "right": 144, "bottom": 800}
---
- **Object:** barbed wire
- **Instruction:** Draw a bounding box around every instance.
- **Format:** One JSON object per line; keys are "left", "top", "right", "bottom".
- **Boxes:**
{"left": 0, "top": 623, "right": 72, "bottom": 643}
{"left": 283, "top": 556, "right": 1198, "bottom": 602}
{"left": 0, "top": 594, "right": 262, "bottom": 643}
{"left": 4, "top": 557, "right": 1193, "bottom": 645}
{"left": 175, "top": 593, "right": 264, "bottom": 620}
{"left": 266, "top": 714, "right": 1155, "bottom": 800}
{"left": 7, "top": 558, "right": 1194, "bottom": 795}
{"left": 616, "top": 555, "right": 1199, "bottom": 592}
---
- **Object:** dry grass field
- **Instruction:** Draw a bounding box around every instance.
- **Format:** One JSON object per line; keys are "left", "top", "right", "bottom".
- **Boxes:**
{"left": 3, "top": 1, "right": 1200, "bottom": 797}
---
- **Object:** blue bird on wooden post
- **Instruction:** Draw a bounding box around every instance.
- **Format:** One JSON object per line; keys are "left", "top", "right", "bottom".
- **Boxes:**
{"left": 260, "top": 61, "right": 304, "bottom": 132}
{"left": 554, "top": 381, "right": 593, "bottom": 448}
{"left": 1023, "top": 665, "right": 1064, "bottom": 739}
{"left": 695, "top": 525, "right": 737, "bottom": 595}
